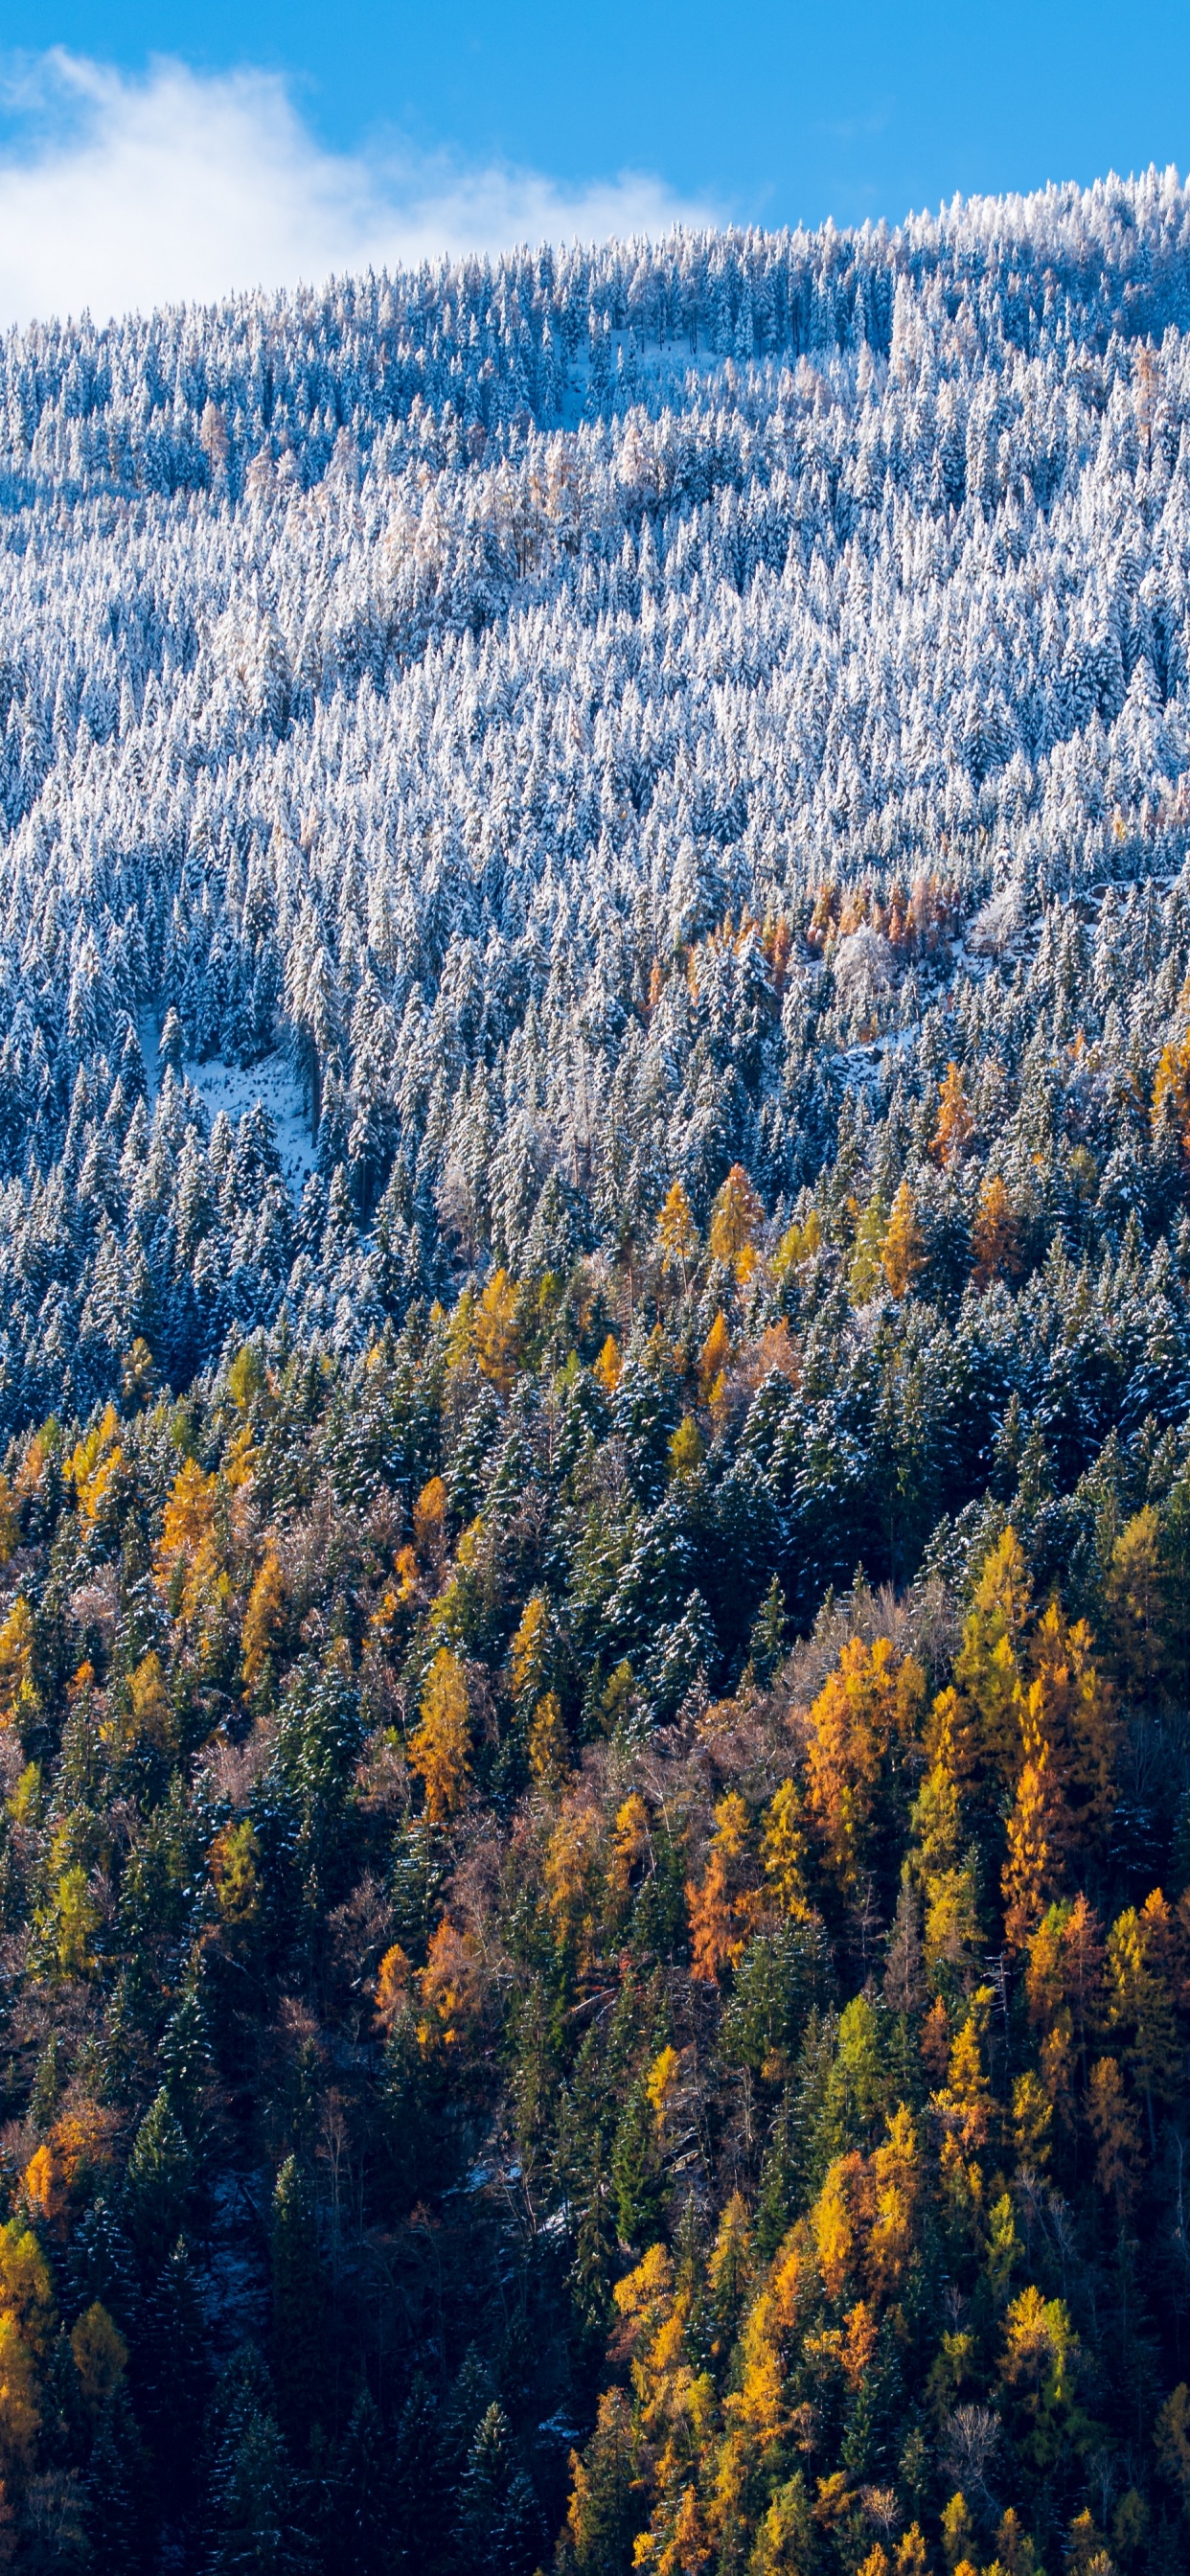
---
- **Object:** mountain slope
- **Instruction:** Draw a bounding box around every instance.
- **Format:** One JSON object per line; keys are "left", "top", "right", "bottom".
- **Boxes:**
{"left": 0, "top": 180, "right": 1187, "bottom": 2575}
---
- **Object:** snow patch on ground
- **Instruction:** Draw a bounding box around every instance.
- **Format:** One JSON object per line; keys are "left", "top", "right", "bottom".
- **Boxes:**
{"left": 187, "top": 1051, "right": 316, "bottom": 1208}
{"left": 137, "top": 1008, "right": 315, "bottom": 1207}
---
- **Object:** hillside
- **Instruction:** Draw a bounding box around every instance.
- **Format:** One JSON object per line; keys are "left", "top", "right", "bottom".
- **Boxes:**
{"left": 0, "top": 175, "right": 1187, "bottom": 2571}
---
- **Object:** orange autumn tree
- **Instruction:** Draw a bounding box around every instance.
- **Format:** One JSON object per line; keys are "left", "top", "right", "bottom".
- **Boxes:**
{"left": 593, "top": 1333, "right": 622, "bottom": 1393}
{"left": 688, "top": 1792, "right": 765, "bottom": 1981}
{"left": 414, "top": 1916, "right": 483, "bottom": 2053}
{"left": 972, "top": 1172, "right": 1020, "bottom": 1288}
{"left": 697, "top": 1311, "right": 731, "bottom": 1406}
{"left": 998, "top": 1591, "right": 1115, "bottom": 1948}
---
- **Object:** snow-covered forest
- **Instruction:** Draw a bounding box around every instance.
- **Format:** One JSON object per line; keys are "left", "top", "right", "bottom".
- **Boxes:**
{"left": 3, "top": 175, "right": 1190, "bottom": 2576}
{"left": 3, "top": 171, "right": 1190, "bottom": 1438}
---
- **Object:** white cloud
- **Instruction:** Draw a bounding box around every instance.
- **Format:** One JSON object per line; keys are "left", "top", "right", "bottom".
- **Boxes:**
{"left": 0, "top": 51, "right": 715, "bottom": 328}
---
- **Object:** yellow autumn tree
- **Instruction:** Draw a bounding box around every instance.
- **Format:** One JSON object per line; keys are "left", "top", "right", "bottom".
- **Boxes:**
{"left": 656, "top": 1178, "right": 699, "bottom": 1288}
{"left": 408, "top": 1645, "right": 470, "bottom": 1823}
{"left": 1105, "top": 1890, "right": 1182, "bottom": 2127}
{"left": 241, "top": 1543, "right": 286, "bottom": 1693}
{"left": 0, "top": 2219, "right": 54, "bottom": 2481}
{"left": 709, "top": 1163, "right": 764, "bottom": 1273}
{"left": 952, "top": 1526, "right": 1030, "bottom": 1783}
{"left": 849, "top": 1196, "right": 887, "bottom": 1302}
{"left": 1103, "top": 1505, "right": 1167, "bottom": 1699}
{"left": 154, "top": 1457, "right": 219, "bottom": 1617}
{"left": 67, "top": 1404, "right": 123, "bottom": 1526}
{"left": 47, "top": 1865, "right": 102, "bottom": 1980}
{"left": 412, "top": 1474, "right": 447, "bottom": 1552}
{"left": 208, "top": 1818, "right": 262, "bottom": 1931}
{"left": 910, "top": 1683, "right": 982, "bottom": 1988}
{"left": 1023, "top": 1598, "right": 1118, "bottom": 1860}
{"left": 528, "top": 1690, "right": 568, "bottom": 1785}
{"left": 931, "top": 2000, "right": 995, "bottom": 2187}
{"left": 226, "top": 1343, "right": 266, "bottom": 1414}
{"left": 606, "top": 2241, "right": 717, "bottom": 2576}
{"left": 773, "top": 1208, "right": 822, "bottom": 1290}
{"left": 1152, "top": 1025, "right": 1190, "bottom": 1153}
{"left": 881, "top": 1180, "right": 924, "bottom": 1298}
{"left": 1000, "top": 2284, "right": 1080, "bottom": 2464}
{"left": 761, "top": 1779, "right": 810, "bottom": 1919}
{"left": 472, "top": 1268, "right": 519, "bottom": 1392}
{"left": 510, "top": 1594, "right": 549, "bottom": 1706}
{"left": 669, "top": 1414, "right": 704, "bottom": 1478}
{"left": 126, "top": 1649, "right": 174, "bottom": 1752}
{"left": 804, "top": 1637, "right": 925, "bottom": 1893}
{"left": 1002, "top": 1744, "right": 1058, "bottom": 1950}
{"left": 607, "top": 1792, "right": 651, "bottom": 1912}
{"left": 70, "top": 2302, "right": 126, "bottom": 2410}
{"left": 0, "top": 1598, "right": 33, "bottom": 1726}
{"left": 867, "top": 2104, "right": 922, "bottom": 2295}
{"left": 1024, "top": 1892, "right": 1103, "bottom": 2120}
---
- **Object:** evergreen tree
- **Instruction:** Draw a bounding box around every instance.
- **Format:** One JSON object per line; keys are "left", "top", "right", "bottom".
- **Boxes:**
{"left": 268, "top": 2159, "right": 328, "bottom": 2447}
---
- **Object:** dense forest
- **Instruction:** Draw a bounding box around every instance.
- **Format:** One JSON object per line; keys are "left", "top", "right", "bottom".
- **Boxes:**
{"left": 0, "top": 170, "right": 1189, "bottom": 2571}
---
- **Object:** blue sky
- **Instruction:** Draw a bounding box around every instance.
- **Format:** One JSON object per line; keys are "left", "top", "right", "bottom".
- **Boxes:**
{"left": 3, "top": 2, "right": 1190, "bottom": 322}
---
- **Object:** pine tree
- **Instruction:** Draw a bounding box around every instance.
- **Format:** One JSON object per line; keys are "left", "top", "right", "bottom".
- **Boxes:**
{"left": 324, "top": 2388, "right": 391, "bottom": 2576}
{"left": 134, "top": 2237, "right": 208, "bottom": 2493}
{"left": 84, "top": 2389, "right": 149, "bottom": 2576}
{"left": 124, "top": 2093, "right": 192, "bottom": 2271}
{"left": 269, "top": 2159, "right": 328, "bottom": 2446}
{"left": 453, "top": 2402, "right": 545, "bottom": 2576}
